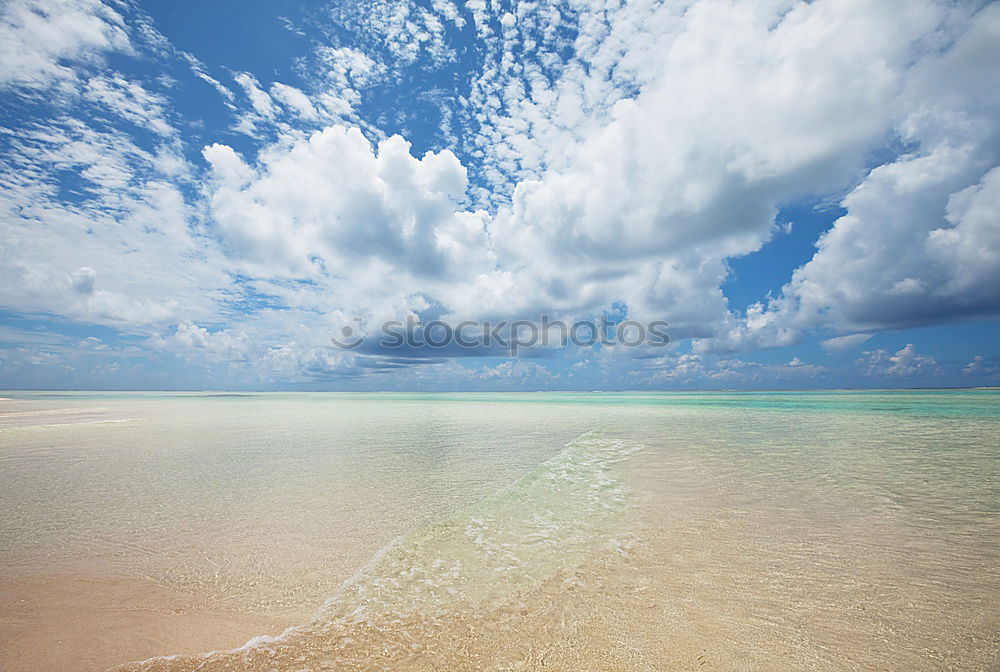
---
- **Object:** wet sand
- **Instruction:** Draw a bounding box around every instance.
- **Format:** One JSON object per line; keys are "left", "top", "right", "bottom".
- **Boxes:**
{"left": 0, "top": 563, "right": 299, "bottom": 672}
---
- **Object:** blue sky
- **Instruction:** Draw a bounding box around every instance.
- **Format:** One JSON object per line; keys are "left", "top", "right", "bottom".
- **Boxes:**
{"left": 0, "top": 0, "right": 998, "bottom": 391}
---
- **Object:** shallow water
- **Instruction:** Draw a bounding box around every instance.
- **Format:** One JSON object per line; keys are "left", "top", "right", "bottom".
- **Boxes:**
{"left": 1, "top": 390, "right": 997, "bottom": 670}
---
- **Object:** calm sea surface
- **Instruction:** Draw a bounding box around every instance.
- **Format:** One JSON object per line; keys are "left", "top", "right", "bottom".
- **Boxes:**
{"left": 1, "top": 390, "right": 997, "bottom": 670}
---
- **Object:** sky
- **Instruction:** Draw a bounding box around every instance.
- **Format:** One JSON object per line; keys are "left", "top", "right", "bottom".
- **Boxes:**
{"left": 0, "top": 0, "right": 998, "bottom": 391}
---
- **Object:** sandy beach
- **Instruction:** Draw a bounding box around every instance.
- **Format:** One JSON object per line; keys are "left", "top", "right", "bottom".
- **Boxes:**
{"left": 0, "top": 563, "right": 297, "bottom": 672}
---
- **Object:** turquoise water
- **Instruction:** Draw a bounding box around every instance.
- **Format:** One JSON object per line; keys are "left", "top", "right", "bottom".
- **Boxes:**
{"left": 6, "top": 387, "right": 999, "bottom": 417}
{"left": 1, "top": 390, "right": 998, "bottom": 671}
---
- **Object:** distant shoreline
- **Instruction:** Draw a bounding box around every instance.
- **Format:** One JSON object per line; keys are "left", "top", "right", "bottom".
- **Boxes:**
{"left": 0, "top": 387, "right": 998, "bottom": 394}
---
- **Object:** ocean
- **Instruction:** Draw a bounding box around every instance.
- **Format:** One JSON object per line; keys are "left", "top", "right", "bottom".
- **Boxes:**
{"left": 1, "top": 390, "right": 997, "bottom": 670}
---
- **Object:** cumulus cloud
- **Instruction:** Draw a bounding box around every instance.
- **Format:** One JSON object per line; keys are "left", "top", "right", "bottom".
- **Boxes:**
{"left": 467, "top": 0, "right": 961, "bottom": 344}
{"left": 858, "top": 343, "right": 941, "bottom": 378}
{"left": 635, "top": 350, "right": 831, "bottom": 386}
{"left": 476, "top": 359, "right": 555, "bottom": 382}
{"left": 150, "top": 321, "right": 250, "bottom": 363}
{"left": 748, "top": 5, "right": 1000, "bottom": 336}
{"left": 264, "top": 342, "right": 356, "bottom": 381}
{"left": 642, "top": 353, "right": 709, "bottom": 382}
{"left": 172, "top": 0, "right": 1000, "bottom": 380}
{"left": 202, "top": 126, "right": 491, "bottom": 291}
{"left": 963, "top": 355, "right": 999, "bottom": 378}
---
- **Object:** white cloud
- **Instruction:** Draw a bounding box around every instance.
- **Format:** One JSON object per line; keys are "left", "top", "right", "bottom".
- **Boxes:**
{"left": 858, "top": 343, "right": 941, "bottom": 378}
{"left": 234, "top": 72, "right": 276, "bottom": 118}
{"left": 746, "top": 5, "right": 1000, "bottom": 336}
{"left": 270, "top": 82, "right": 319, "bottom": 121}
{"left": 476, "top": 359, "right": 555, "bottom": 382}
{"left": 643, "top": 353, "right": 707, "bottom": 382}
{"left": 0, "top": 115, "right": 228, "bottom": 329}
{"left": 264, "top": 342, "right": 355, "bottom": 381}
{"left": 963, "top": 355, "right": 998, "bottom": 377}
{"left": 638, "top": 350, "right": 829, "bottom": 385}
{"left": 151, "top": 322, "right": 249, "bottom": 363}
{"left": 821, "top": 333, "right": 873, "bottom": 352}
{"left": 179, "top": 51, "right": 235, "bottom": 103}
{"left": 83, "top": 73, "right": 175, "bottom": 136}
{"left": 472, "top": 0, "right": 950, "bottom": 342}
{"left": 78, "top": 335, "right": 108, "bottom": 350}
{"left": 312, "top": 46, "right": 381, "bottom": 118}
{"left": 329, "top": 0, "right": 455, "bottom": 68}
{"left": 182, "top": 0, "right": 998, "bottom": 375}
{"left": 202, "top": 126, "right": 491, "bottom": 291}
{"left": 0, "top": 0, "right": 130, "bottom": 90}
{"left": 432, "top": 0, "right": 464, "bottom": 29}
